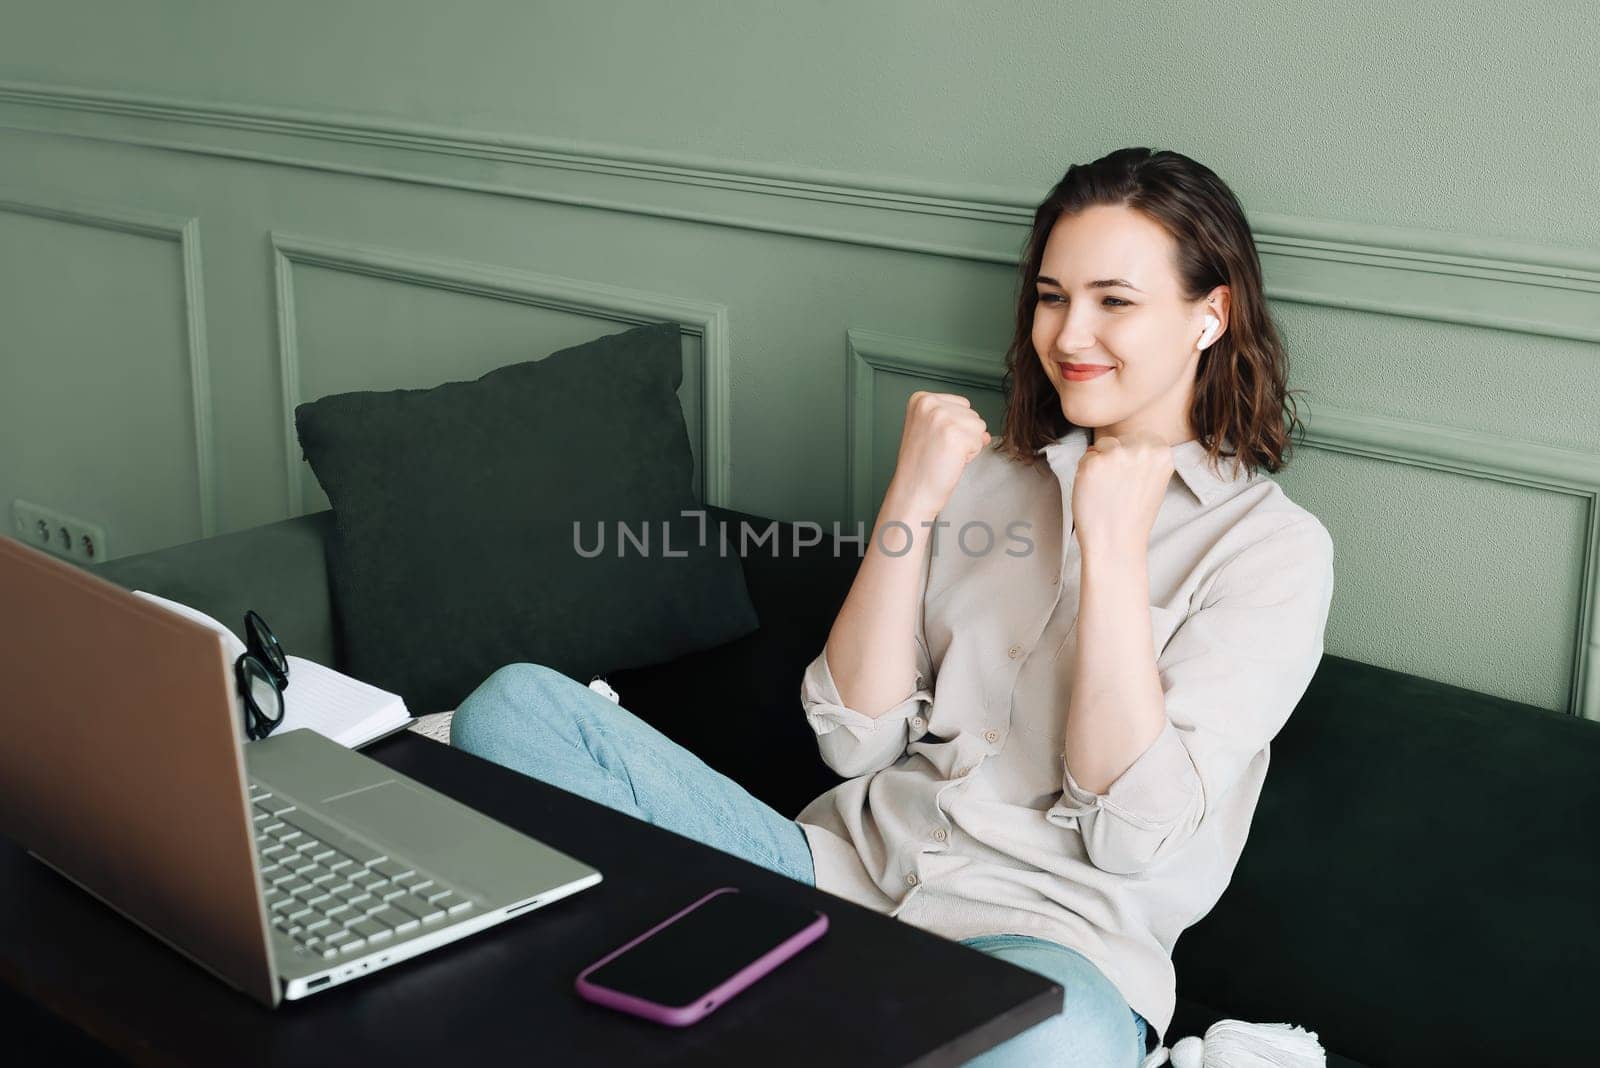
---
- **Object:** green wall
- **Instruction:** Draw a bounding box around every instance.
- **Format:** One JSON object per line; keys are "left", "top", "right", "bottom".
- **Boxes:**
{"left": 2, "top": 1, "right": 1598, "bottom": 717}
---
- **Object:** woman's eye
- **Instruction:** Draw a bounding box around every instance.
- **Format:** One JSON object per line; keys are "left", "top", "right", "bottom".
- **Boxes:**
{"left": 1037, "top": 294, "right": 1128, "bottom": 307}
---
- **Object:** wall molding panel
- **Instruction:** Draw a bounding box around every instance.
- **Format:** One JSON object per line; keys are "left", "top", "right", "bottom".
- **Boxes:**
{"left": 0, "top": 187, "right": 216, "bottom": 538}
{"left": 8, "top": 81, "right": 1599, "bottom": 717}
{"left": 4, "top": 81, "right": 1599, "bottom": 344}
{"left": 1301, "top": 405, "right": 1600, "bottom": 722}
{"left": 845, "top": 328, "right": 1600, "bottom": 720}
{"left": 270, "top": 232, "right": 732, "bottom": 515}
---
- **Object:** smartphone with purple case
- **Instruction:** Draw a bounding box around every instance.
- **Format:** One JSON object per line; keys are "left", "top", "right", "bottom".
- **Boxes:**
{"left": 574, "top": 886, "right": 828, "bottom": 1027}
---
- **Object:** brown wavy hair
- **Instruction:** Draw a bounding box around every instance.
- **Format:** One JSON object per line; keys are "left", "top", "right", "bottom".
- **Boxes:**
{"left": 997, "top": 147, "right": 1306, "bottom": 479}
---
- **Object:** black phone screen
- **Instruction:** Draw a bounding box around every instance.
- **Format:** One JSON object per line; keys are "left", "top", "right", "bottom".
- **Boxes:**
{"left": 584, "top": 889, "right": 821, "bottom": 1007}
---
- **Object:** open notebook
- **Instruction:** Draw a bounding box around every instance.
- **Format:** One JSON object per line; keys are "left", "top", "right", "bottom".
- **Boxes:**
{"left": 131, "top": 590, "right": 411, "bottom": 749}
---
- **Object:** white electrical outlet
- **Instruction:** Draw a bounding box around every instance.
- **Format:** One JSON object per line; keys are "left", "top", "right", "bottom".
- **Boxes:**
{"left": 11, "top": 498, "right": 110, "bottom": 563}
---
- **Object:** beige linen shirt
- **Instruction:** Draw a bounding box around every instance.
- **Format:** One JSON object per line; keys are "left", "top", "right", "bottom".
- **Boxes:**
{"left": 796, "top": 425, "right": 1335, "bottom": 1045}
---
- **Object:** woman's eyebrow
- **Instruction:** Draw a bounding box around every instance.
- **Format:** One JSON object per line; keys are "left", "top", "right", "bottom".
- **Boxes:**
{"left": 1035, "top": 275, "right": 1145, "bottom": 293}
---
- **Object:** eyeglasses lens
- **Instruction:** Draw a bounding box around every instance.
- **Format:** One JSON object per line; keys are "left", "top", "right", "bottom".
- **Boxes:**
{"left": 245, "top": 611, "right": 288, "bottom": 685}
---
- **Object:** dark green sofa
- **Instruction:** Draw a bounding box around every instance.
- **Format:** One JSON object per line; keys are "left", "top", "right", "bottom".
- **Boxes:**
{"left": 76, "top": 506, "right": 1600, "bottom": 1067}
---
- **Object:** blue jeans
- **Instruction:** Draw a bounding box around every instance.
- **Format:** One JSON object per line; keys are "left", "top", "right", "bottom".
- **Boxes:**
{"left": 450, "top": 663, "right": 1151, "bottom": 1066}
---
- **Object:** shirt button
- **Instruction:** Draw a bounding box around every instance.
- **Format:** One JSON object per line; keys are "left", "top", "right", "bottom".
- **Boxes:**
{"left": 910, "top": 716, "right": 925, "bottom": 730}
{"left": 1007, "top": 644, "right": 1021, "bottom": 659}
{"left": 905, "top": 872, "right": 919, "bottom": 887}
{"left": 932, "top": 828, "right": 947, "bottom": 842}
{"left": 984, "top": 728, "right": 999, "bottom": 743}
{"left": 956, "top": 765, "right": 973, "bottom": 777}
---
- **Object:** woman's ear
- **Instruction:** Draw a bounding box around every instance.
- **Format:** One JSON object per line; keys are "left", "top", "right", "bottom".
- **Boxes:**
{"left": 1208, "top": 286, "right": 1231, "bottom": 333}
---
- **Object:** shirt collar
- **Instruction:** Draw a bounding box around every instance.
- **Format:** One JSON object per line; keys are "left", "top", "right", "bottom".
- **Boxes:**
{"left": 1034, "top": 426, "right": 1251, "bottom": 507}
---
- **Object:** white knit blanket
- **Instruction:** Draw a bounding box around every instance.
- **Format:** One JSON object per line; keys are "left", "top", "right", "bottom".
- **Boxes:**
{"left": 406, "top": 709, "right": 457, "bottom": 745}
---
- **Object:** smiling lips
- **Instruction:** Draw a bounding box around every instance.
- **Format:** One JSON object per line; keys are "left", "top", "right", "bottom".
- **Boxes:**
{"left": 1058, "top": 361, "right": 1114, "bottom": 381}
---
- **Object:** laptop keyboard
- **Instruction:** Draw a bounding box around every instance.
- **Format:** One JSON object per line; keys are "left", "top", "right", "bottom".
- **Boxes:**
{"left": 249, "top": 781, "right": 475, "bottom": 961}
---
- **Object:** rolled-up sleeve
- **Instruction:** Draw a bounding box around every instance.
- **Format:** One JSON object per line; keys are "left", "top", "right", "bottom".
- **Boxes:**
{"left": 801, "top": 639, "right": 934, "bottom": 778}
{"left": 1045, "top": 517, "right": 1336, "bottom": 874}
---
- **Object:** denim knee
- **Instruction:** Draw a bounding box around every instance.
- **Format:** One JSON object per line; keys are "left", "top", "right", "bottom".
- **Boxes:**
{"left": 476, "top": 662, "right": 571, "bottom": 705}
{"left": 451, "top": 662, "right": 572, "bottom": 751}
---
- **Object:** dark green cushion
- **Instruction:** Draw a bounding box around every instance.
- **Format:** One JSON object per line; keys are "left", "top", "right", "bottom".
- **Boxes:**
{"left": 1171, "top": 654, "right": 1600, "bottom": 1064}
{"left": 293, "top": 321, "right": 759, "bottom": 714}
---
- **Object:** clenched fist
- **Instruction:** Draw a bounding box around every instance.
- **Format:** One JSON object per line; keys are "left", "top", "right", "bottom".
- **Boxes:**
{"left": 888, "top": 391, "right": 991, "bottom": 517}
{"left": 1070, "top": 429, "right": 1174, "bottom": 559}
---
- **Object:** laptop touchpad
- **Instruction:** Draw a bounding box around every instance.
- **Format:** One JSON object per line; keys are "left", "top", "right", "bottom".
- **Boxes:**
{"left": 321, "top": 780, "right": 500, "bottom": 885}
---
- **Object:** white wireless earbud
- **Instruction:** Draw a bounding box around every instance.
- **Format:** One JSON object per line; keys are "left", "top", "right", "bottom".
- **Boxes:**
{"left": 1198, "top": 314, "right": 1221, "bottom": 349}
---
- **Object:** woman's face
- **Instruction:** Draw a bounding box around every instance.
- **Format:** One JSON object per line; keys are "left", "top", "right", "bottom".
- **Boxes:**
{"left": 1031, "top": 204, "right": 1226, "bottom": 445}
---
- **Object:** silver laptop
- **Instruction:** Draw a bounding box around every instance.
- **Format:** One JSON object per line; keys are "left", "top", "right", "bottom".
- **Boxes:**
{"left": 0, "top": 534, "right": 603, "bottom": 1006}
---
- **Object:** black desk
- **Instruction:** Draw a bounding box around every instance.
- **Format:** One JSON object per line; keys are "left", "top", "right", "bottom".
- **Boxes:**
{"left": 2, "top": 732, "right": 1062, "bottom": 1066}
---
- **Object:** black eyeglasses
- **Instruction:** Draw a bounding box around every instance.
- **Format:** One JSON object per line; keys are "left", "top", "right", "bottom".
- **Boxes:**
{"left": 235, "top": 609, "right": 289, "bottom": 741}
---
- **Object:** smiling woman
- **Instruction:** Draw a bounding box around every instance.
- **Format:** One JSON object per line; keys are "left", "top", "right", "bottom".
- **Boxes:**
{"left": 785, "top": 148, "right": 1331, "bottom": 1068}
{"left": 446, "top": 148, "right": 1331, "bottom": 1068}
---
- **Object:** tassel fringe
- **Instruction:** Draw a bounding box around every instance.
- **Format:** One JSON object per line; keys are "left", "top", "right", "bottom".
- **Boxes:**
{"left": 1139, "top": 1019, "right": 1325, "bottom": 1068}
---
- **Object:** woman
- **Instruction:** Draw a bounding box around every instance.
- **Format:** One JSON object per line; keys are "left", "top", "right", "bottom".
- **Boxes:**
{"left": 452, "top": 147, "right": 1335, "bottom": 1068}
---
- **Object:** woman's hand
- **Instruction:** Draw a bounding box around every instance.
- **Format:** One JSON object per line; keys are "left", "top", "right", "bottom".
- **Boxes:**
{"left": 887, "top": 391, "right": 991, "bottom": 517}
{"left": 1069, "top": 429, "right": 1174, "bottom": 560}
